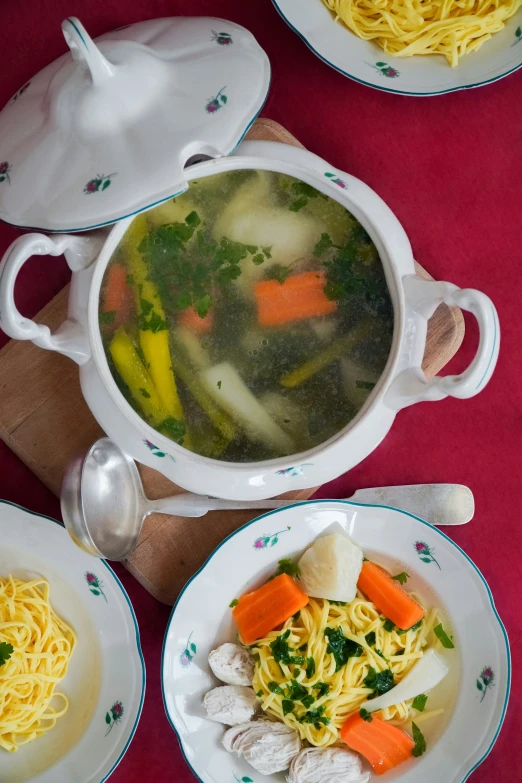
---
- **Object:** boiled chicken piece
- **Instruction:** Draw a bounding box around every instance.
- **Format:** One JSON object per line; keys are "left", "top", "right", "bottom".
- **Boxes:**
{"left": 208, "top": 643, "right": 255, "bottom": 686}
{"left": 203, "top": 685, "right": 257, "bottom": 725}
{"left": 288, "top": 747, "right": 371, "bottom": 783}
{"left": 298, "top": 533, "right": 363, "bottom": 603}
{"left": 223, "top": 720, "right": 302, "bottom": 775}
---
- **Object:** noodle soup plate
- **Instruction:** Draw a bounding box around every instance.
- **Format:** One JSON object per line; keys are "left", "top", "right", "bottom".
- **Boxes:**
{"left": 162, "top": 500, "right": 510, "bottom": 783}
{"left": 0, "top": 141, "right": 499, "bottom": 500}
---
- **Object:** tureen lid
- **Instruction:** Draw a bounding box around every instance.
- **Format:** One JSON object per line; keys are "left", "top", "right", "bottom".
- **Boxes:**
{"left": 0, "top": 16, "right": 270, "bottom": 233}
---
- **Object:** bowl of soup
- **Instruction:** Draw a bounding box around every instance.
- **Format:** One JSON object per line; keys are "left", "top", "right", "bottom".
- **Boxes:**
{"left": 0, "top": 141, "right": 500, "bottom": 499}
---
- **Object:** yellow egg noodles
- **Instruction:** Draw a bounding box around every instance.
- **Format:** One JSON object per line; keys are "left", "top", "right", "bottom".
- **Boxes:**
{"left": 253, "top": 595, "right": 441, "bottom": 746}
{"left": 321, "top": 0, "right": 522, "bottom": 66}
{"left": 0, "top": 576, "right": 77, "bottom": 752}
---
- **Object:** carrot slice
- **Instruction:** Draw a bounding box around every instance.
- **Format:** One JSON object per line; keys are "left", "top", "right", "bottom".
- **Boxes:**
{"left": 254, "top": 271, "right": 337, "bottom": 327}
{"left": 178, "top": 305, "right": 214, "bottom": 334}
{"left": 232, "top": 574, "right": 309, "bottom": 645}
{"left": 357, "top": 562, "right": 425, "bottom": 631}
{"left": 341, "top": 713, "right": 414, "bottom": 775}
{"left": 103, "top": 264, "right": 133, "bottom": 328}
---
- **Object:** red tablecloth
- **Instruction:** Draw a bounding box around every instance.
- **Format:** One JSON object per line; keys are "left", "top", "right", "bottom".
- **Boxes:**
{"left": 0, "top": 1, "right": 520, "bottom": 781}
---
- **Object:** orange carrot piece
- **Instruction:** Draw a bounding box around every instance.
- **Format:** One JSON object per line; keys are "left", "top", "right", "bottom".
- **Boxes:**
{"left": 103, "top": 264, "right": 133, "bottom": 328}
{"left": 178, "top": 305, "right": 214, "bottom": 334}
{"left": 341, "top": 713, "right": 414, "bottom": 776}
{"left": 254, "top": 271, "right": 337, "bottom": 327}
{"left": 232, "top": 574, "right": 309, "bottom": 645}
{"left": 357, "top": 562, "right": 425, "bottom": 631}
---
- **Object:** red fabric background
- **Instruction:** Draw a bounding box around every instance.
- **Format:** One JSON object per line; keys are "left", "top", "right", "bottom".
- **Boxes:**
{"left": 0, "top": 1, "right": 520, "bottom": 780}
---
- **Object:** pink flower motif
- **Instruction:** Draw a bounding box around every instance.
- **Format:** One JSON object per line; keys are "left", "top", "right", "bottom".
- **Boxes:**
{"left": 415, "top": 541, "right": 427, "bottom": 552}
{"left": 86, "top": 572, "right": 97, "bottom": 584}
{"left": 384, "top": 67, "right": 399, "bottom": 78}
{"left": 0, "top": 162, "right": 8, "bottom": 174}
{"left": 112, "top": 701, "right": 123, "bottom": 717}
{"left": 206, "top": 100, "right": 219, "bottom": 113}
{"left": 85, "top": 179, "right": 99, "bottom": 193}
{"left": 254, "top": 537, "right": 268, "bottom": 549}
{"left": 482, "top": 667, "right": 494, "bottom": 682}
{"left": 180, "top": 651, "right": 192, "bottom": 667}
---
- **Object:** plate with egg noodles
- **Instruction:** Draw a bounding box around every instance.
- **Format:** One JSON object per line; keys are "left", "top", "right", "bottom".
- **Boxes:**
{"left": 272, "top": 0, "right": 522, "bottom": 95}
{"left": 162, "top": 500, "right": 510, "bottom": 783}
{"left": 0, "top": 500, "right": 145, "bottom": 783}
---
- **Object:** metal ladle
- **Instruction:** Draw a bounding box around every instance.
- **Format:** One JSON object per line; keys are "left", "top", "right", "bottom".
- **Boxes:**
{"left": 61, "top": 438, "right": 474, "bottom": 560}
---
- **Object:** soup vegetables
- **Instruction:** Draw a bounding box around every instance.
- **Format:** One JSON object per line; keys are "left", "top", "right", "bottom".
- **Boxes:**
{"left": 99, "top": 170, "right": 393, "bottom": 461}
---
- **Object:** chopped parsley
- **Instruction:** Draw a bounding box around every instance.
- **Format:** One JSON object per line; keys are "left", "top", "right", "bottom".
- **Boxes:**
{"left": 99, "top": 310, "right": 116, "bottom": 325}
{"left": 229, "top": 598, "right": 238, "bottom": 608}
{"left": 256, "top": 690, "right": 264, "bottom": 698}
{"left": 365, "top": 631, "right": 376, "bottom": 647}
{"left": 268, "top": 681, "right": 284, "bottom": 696}
{"left": 126, "top": 274, "right": 135, "bottom": 286}
{"left": 382, "top": 618, "right": 396, "bottom": 633}
{"left": 301, "top": 694, "right": 315, "bottom": 709}
{"left": 159, "top": 417, "right": 186, "bottom": 445}
{"left": 324, "top": 627, "right": 363, "bottom": 672}
{"left": 329, "top": 600, "right": 347, "bottom": 606}
{"left": 306, "top": 657, "right": 316, "bottom": 679}
{"left": 270, "top": 630, "right": 304, "bottom": 667}
{"left": 412, "top": 694, "right": 428, "bottom": 712}
{"left": 288, "top": 182, "right": 325, "bottom": 212}
{"left": 217, "top": 381, "right": 222, "bottom": 389}
{"left": 412, "top": 722, "right": 427, "bottom": 757}
{"left": 363, "top": 667, "right": 395, "bottom": 697}
{"left": 286, "top": 680, "right": 308, "bottom": 702}
{"left": 139, "top": 388, "right": 151, "bottom": 399}
{"left": 0, "top": 642, "right": 13, "bottom": 667}
{"left": 313, "top": 232, "right": 337, "bottom": 257}
{"left": 292, "top": 611, "right": 301, "bottom": 623}
{"left": 359, "top": 708, "right": 373, "bottom": 722}
{"left": 434, "top": 623, "right": 454, "bottom": 649}
{"left": 355, "top": 380, "right": 376, "bottom": 390}
{"left": 299, "top": 705, "right": 330, "bottom": 726}
{"left": 376, "top": 649, "right": 390, "bottom": 662}
{"left": 266, "top": 264, "right": 291, "bottom": 285}
{"left": 391, "top": 572, "right": 410, "bottom": 585}
{"left": 282, "top": 699, "right": 294, "bottom": 716}
{"left": 299, "top": 644, "right": 308, "bottom": 652}
{"left": 405, "top": 620, "right": 423, "bottom": 634}
{"left": 271, "top": 558, "right": 301, "bottom": 580}
{"left": 313, "top": 682, "right": 330, "bottom": 698}
{"left": 252, "top": 253, "right": 265, "bottom": 266}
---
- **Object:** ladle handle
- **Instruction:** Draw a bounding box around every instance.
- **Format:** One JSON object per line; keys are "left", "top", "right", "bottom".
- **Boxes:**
{"left": 62, "top": 17, "right": 114, "bottom": 85}
{"left": 148, "top": 494, "right": 292, "bottom": 518}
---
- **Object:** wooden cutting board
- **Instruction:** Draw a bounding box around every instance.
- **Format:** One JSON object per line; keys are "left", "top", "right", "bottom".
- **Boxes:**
{"left": 0, "top": 118, "right": 464, "bottom": 605}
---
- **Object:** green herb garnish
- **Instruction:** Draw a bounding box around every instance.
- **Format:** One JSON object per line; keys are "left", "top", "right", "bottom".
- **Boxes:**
{"left": 412, "top": 722, "right": 427, "bottom": 757}
{"left": 159, "top": 417, "right": 186, "bottom": 445}
{"left": 412, "top": 694, "right": 428, "bottom": 712}
{"left": 363, "top": 666, "right": 395, "bottom": 697}
{"left": 270, "top": 630, "right": 304, "bottom": 667}
{"left": 355, "top": 380, "right": 376, "bottom": 390}
{"left": 382, "top": 618, "right": 396, "bottom": 633}
{"left": 139, "top": 388, "right": 151, "bottom": 399}
{"left": 268, "top": 681, "right": 284, "bottom": 696}
{"left": 329, "top": 600, "right": 347, "bottom": 606}
{"left": 252, "top": 253, "right": 265, "bottom": 266}
{"left": 292, "top": 611, "right": 301, "bottom": 623}
{"left": 313, "top": 682, "right": 330, "bottom": 698}
{"left": 301, "top": 694, "right": 315, "bottom": 708}
{"left": 306, "top": 657, "right": 316, "bottom": 679}
{"left": 126, "top": 274, "right": 135, "bottom": 286}
{"left": 299, "top": 644, "right": 308, "bottom": 652}
{"left": 299, "top": 705, "right": 330, "bottom": 726}
{"left": 286, "top": 680, "right": 308, "bottom": 701}
{"left": 256, "top": 690, "right": 264, "bottom": 698}
{"left": 266, "top": 264, "right": 291, "bottom": 285}
{"left": 261, "top": 246, "right": 272, "bottom": 259}
{"left": 274, "top": 558, "right": 301, "bottom": 580}
{"left": 391, "top": 572, "right": 410, "bottom": 585}
{"left": 217, "top": 381, "right": 222, "bottom": 390}
{"left": 365, "top": 631, "right": 376, "bottom": 647}
{"left": 229, "top": 598, "right": 239, "bottom": 608}
{"left": 282, "top": 699, "right": 295, "bottom": 716}
{"left": 434, "top": 623, "right": 454, "bottom": 649}
{"left": 376, "top": 649, "right": 390, "bottom": 662}
{"left": 360, "top": 708, "right": 373, "bottom": 722}
{"left": 0, "top": 642, "right": 13, "bottom": 667}
{"left": 324, "top": 627, "right": 363, "bottom": 672}
{"left": 313, "top": 232, "right": 336, "bottom": 257}
{"left": 100, "top": 310, "right": 116, "bottom": 325}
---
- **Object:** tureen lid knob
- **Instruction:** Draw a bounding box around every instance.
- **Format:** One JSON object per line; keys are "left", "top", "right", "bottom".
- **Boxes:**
{"left": 62, "top": 17, "right": 114, "bottom": 85}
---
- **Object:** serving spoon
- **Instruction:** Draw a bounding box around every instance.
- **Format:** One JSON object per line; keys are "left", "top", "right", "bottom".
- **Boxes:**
{"left": 61, "top": 438, "right": 474, "bottom": 560}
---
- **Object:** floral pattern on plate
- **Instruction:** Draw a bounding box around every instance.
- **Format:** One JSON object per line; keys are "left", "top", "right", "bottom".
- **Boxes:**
{"left": 477, "top": 666, "right": 495, "bottom": 702}
{"left": 253, "top": 526, "right": 291, "bottom": 549}
{"left": 180, "top": 632, "right": 197, "bottom": 667}
{"left": 414, "top": 541, "right": 441, "bottom": 569}
{"left": 368, "top": 62, "right": 400, "bottom": 78}
{"left": 206, "top": 87, "right": 228, "bottom": 113}
{"left": 276, "top": 464, "right": 313, "bottom": 477}
{"left": 0, "top": 162, "right": 12, "bottom": 184}
{"left": 105, "top": 701, "right": 124, "bottom": 735}
{"left": 85, "top": 571, "right": 108, "bottom": 602}
{"left": 84, "top": 173, "right": 116, "bottom": 194}
{"left": 324, "top": 172, "right": 347, "bottom": 189}
{"left": 143, "top": 439, "right": 176, "bottom": 462}
{"left": 212, "top": 30, "right": 233, "bottom": 45}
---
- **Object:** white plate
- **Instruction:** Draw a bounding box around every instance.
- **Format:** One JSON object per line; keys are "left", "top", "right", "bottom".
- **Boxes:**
{"left": 162, "top": 500, "right": 510, "bottom": 783}
{"left": 0, "top": 501, "right": 145, "bottom": 783}
{"left": 272, "top": 0, "right": 522, "bottom": 95}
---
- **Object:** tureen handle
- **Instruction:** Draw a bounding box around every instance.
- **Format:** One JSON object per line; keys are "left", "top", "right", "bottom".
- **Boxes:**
{"left": 62, "top": 17, "right": 114, "bottom": 85}
{"left": 385, "top": 276, "right": 500, "bottom": 410}
{"left": 0, "top": 233, "right": 92, "bottom": 364}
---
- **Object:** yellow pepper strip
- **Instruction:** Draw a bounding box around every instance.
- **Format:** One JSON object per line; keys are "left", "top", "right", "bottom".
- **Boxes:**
{"left": 281, "top": 319, "right": 372, "bottom": 389}
{"left": 109, "top": 328, "right": 167, "bottom": 426}
{"left": 122, "top": 216, "right": 192, "bottom": 448}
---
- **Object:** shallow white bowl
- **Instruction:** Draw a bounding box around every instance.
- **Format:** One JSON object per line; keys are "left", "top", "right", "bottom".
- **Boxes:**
{"left": 0, "top": 501, "right": 145, "bottom": 783}
{"left": 162, "top": 500, "right": 510, "bottom": 783}
{"left": 272, "top": 0, "right": 522, "bottom": 95}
